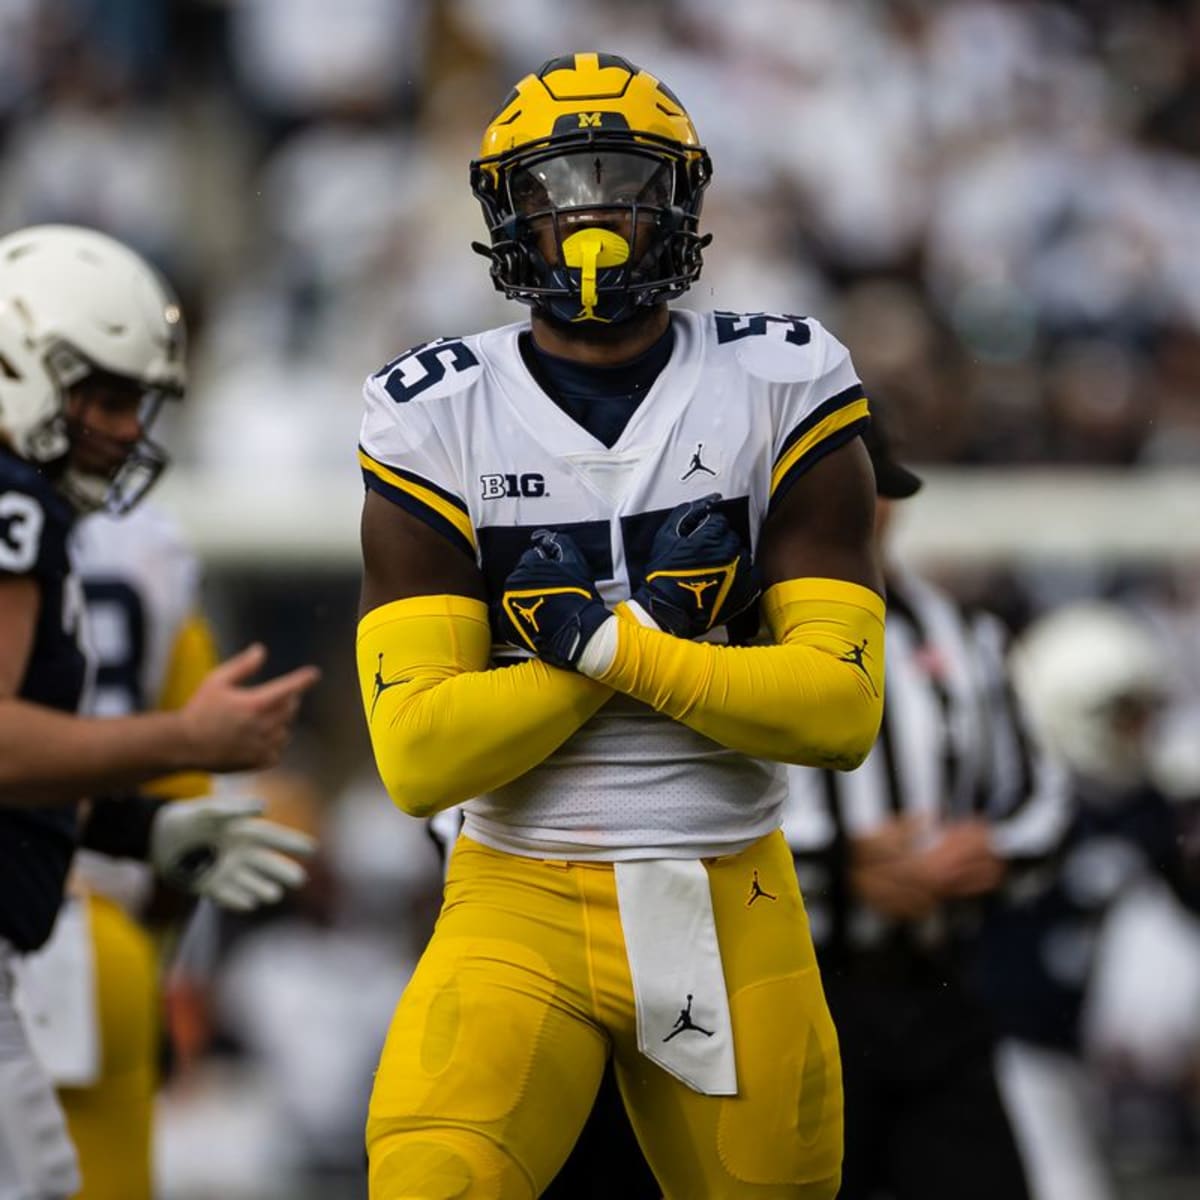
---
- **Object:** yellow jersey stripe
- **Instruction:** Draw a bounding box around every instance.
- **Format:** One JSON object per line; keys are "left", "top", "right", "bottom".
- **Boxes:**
{"left": 770, "top": 398, "right": 870, "bottom": 497}
{"left": 358, "top": 450, "right": 477, "bottom": 550}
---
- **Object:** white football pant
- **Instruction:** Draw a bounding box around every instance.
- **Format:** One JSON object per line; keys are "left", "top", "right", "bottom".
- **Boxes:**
{"left": 0, "top": 940, "right": 80, "bottom": 1200}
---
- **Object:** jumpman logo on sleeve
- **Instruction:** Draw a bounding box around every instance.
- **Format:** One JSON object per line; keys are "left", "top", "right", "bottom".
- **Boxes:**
{"left": 839, "top": 638, "right": 880, "bottom": 696}
{"left": 663, "top": 994, "right": 715, "bottom": 1041}
{"left": 370, "top": 652, "right": 411, "bottom": 719}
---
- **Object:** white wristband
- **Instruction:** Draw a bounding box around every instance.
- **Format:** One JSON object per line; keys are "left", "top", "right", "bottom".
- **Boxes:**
{"left": 577, "top": 614, "right": 620, "bottom": 678}
{"left": 622, "top": 598, "right": 661, "bottom": 630}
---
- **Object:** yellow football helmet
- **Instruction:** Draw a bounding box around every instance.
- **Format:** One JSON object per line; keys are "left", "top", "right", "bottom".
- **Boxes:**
{"left": 470, "top": 53, "right": 712, "bottom": 325}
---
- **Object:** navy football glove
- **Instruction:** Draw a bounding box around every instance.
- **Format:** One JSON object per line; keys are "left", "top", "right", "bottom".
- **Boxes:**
{"left": 496, "top": 529, "right": 611, "bottom": 670}
{"left": 632, "top": 493, "right": 759, "bottom": 639}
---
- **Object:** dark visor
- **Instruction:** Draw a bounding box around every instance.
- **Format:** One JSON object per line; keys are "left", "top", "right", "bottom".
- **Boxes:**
{"left": 509, "top": 151, "right": 674, "bottom": 215}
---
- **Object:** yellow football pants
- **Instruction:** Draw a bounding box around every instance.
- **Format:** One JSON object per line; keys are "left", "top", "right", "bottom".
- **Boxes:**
{"left": 367, "top": 829, "right": 842, "bottom": 1199}
{"left": 60, "top": 895, "right": 158, "bottom": 1200}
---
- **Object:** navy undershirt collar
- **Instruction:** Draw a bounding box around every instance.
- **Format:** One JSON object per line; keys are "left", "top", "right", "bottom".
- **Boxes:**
{"left": 519, "top": 322, "right": 675, "bottom": 449}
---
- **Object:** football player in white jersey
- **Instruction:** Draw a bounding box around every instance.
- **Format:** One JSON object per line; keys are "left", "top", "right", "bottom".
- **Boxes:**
{"left": 0, "top": 225, "right": 319, "bottom": 1199}
{"left": 355, "top": 54, "right": 885, "bottom": 1199}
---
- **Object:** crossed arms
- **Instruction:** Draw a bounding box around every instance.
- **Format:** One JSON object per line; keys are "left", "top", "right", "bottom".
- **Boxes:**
{"left": 358, "top": 437, "right": 885, "bottom": 817}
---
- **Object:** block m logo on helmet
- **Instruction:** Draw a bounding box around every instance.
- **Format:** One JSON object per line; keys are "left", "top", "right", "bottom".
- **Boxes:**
{"left": 553, "top": 109, "right": 633, "bottom": 136}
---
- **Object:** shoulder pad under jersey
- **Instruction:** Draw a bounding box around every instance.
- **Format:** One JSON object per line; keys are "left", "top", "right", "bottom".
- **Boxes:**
{"left": 709, "top": 311, "right": 849, "bottom": 386}
{"left": 367, "top": 335, "right": 485, "bottom": 407}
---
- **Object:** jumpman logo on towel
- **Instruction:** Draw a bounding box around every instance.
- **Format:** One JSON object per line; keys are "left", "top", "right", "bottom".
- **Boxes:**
{"left": 663, "top": 994, "right": 714, "bottom": 1041}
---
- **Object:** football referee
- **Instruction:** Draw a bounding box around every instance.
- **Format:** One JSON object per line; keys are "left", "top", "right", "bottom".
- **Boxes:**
{"left": 784, "top": 414, "right": 1071, "bottom": 1200}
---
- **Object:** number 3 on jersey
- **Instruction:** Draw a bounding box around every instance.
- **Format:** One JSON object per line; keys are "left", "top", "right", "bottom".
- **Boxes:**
{"left": 0, "top": 491, "right": 44, "bottom": 573}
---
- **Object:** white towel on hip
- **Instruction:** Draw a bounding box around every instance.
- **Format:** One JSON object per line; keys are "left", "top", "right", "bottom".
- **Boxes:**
{"left": 614, "top": 858, "right": 737, "bottom": 1096}
{"left": 11, "top": 898, "right": 100, "bottom": 1087}
{"left": 0, "top": 939, "right": 83, "bottom": 1200}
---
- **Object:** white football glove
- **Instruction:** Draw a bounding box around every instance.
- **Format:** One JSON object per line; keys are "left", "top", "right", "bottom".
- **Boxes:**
{"left": 149, "top": 795, "right": 316, "bottom": 911}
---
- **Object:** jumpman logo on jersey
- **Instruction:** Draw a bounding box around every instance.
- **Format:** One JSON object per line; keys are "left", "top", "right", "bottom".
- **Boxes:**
{"left": 680, "top": 443, "right": 717, "bottom": 481}
{"left": 370, "top": 653, "right": 411, "bottom": 719}
{"left": 677, "top": 577, "right": 719, "bottom": 610}
{"left": 745, "top": 870, "right": 777, "bottom": 907}
{"left": 664, "top": 994, "right": 715, "bottom": 1041}
{"left": 839, "top": 638, "right": 879, "bottom": 696}
{"left": 512, "top": 596, "right": 545, "bottom": 631}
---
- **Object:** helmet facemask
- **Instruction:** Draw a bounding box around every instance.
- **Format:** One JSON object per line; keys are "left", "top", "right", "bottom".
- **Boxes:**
{"left": 49, "top": 343, "right": 178, "bottom": 515}
{"left": 472, "top": 128, "right": 712, "bottom": 325}
{"left": 60, "top": 394, "right": 173, "bottom": 516}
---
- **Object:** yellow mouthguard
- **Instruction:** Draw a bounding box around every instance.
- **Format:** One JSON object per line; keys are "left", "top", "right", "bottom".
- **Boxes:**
{"left": 561, "top": 228, "right": 630, "bottom": 321}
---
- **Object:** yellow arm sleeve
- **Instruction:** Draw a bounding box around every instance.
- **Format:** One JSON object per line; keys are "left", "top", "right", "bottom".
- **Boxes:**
{"left": 357, "top": 595, "right": 611, "bottom": 817}
{"left": 595, "top": 578, "right": 885, "bottom": 770}
{"left": 145, "top": 613, "right": 220, "bottom": 801}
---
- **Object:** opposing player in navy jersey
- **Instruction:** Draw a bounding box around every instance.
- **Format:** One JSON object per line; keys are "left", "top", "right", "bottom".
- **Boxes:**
{"left": 356, "top": 54, "right": 886, "bottom": 1198}
{"left": 0, "top": 225, "right": 319, "bottom": 1199}
{"left": 980, "top": 602, "right": 1200, "bottom": 1200}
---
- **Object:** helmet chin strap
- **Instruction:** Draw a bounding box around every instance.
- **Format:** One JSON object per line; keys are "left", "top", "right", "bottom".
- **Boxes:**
{"left": 561, "top": 228, "right": 630, "bottom": 322}
{"left": 59, "top": 465, "right": 112, "bottom": 514}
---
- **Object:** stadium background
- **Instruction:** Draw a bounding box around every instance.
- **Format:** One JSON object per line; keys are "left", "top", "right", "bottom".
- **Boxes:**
{"left": 3, "top": 0, "right": 1199, "bottom": 1196}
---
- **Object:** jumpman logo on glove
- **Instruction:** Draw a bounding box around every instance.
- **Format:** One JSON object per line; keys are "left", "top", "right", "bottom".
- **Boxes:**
{"left": 511, "top": 596, "right": 546, "bottom": 630}
{"left": 676, "top": 577, "right": 719, "bottom": 609}
{"left": 633, "top": 494, "right": 759, "bottom": 639}
{"left": 495, "top": 530, "right": 611, "bottom": 670}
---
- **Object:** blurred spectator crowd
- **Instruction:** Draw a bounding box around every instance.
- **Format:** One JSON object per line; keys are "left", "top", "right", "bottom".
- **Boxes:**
{"left": 4, "top": 3, "right": 1200, "bottom": 1197}
{"left": 2, "top": 0, "right": 1200, "bottom": 473}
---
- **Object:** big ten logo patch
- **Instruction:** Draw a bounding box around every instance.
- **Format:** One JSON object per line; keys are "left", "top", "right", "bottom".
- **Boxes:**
{"left": 480, "top": 473, "right": 547, "bottom": 500}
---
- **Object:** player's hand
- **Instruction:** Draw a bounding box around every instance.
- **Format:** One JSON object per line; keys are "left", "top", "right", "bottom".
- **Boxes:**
{"left": 178, "top": 644, "right": 320, "bottom": 772}
{"left": 632, "top": 493, "right": 759, "bottom": 639}
{"left": 849, "top": 816, "right": 940, "bottom": 921}
{"left": 149, "top": 794, "right": 316, "bottom": 910}
{"left": 917, "top": 820, "right": 1006, "bottom": 899}
{"left": 495, "top": 530, "right": 611, "bottom": 670}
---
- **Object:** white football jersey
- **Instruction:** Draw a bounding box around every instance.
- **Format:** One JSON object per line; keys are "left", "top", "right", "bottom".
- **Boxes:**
{"left": 360, "top": 309, "right": 868, "bottom": 859}
{"left": 71, "top": 503, "right": 202, "bottom": 718}
{"left": 69, "top": 504, "right": 205, "bottom": 909}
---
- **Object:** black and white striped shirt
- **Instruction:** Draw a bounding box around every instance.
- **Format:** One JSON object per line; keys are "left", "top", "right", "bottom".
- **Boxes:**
{"left": 784, "top": 565, "right": 1072, "bottom": 964}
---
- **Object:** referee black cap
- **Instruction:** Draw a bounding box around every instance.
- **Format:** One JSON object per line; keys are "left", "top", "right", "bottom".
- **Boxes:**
{"left": 864, "top": 407, "right": 923, "bottom": 499}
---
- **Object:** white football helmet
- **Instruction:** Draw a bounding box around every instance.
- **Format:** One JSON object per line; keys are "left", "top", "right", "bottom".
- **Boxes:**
{"left": 0, "top": 224, "right": 185, "bottom": 513}
{"left": 1011, "top": 602, "right": 1169, "bottom": 787}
